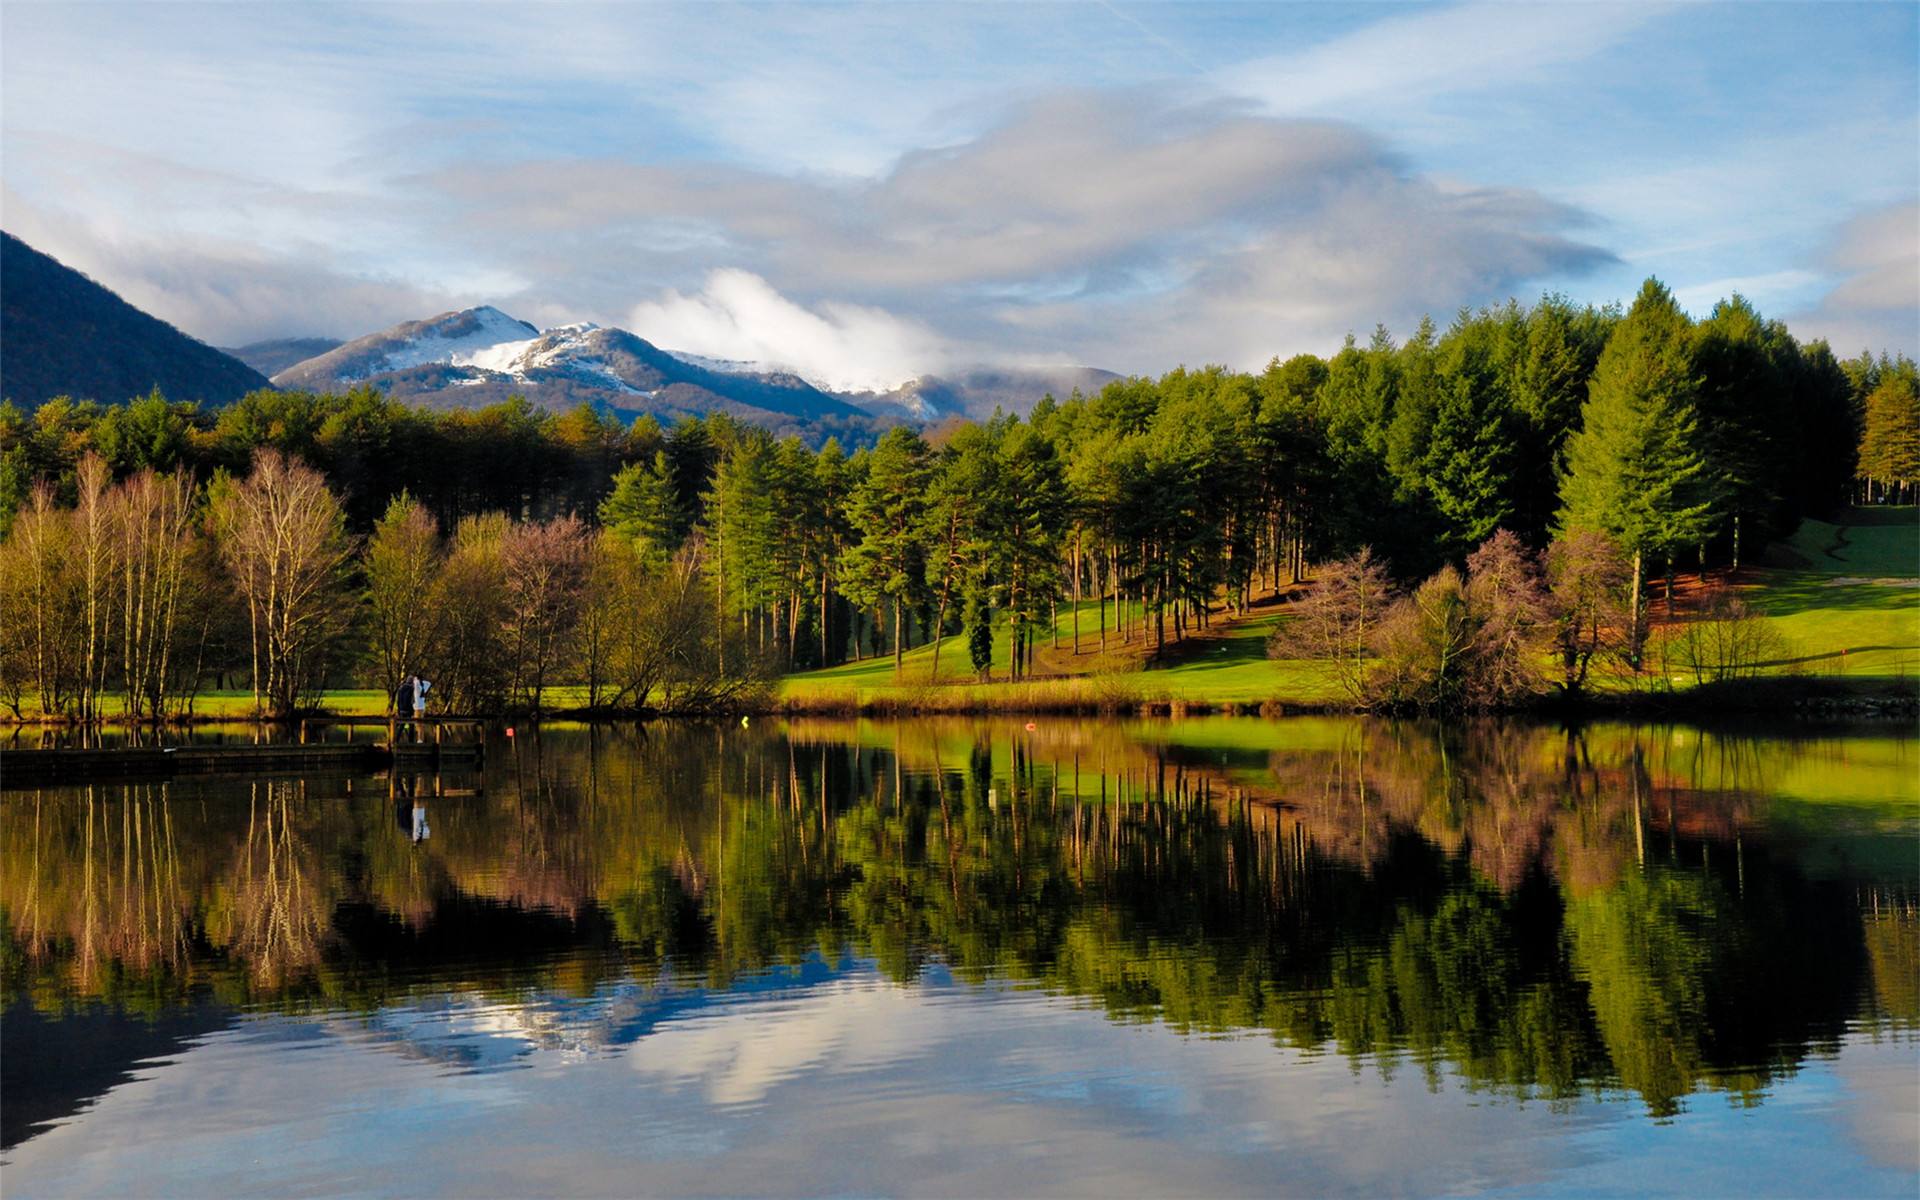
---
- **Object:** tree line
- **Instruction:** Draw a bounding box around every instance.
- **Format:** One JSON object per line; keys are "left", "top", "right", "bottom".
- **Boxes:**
{"left": 1, "top": 277, "right": 1914, "bottom": 717}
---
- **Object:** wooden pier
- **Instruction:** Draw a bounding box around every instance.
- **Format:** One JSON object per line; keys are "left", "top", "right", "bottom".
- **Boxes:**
{"left": 0, "top": 726, "right": 485, "bottom": 790}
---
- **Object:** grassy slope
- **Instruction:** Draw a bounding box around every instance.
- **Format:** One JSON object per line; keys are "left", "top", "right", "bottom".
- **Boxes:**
{"left": 1745, "top": 507, "right": 1919, "bottom": 681}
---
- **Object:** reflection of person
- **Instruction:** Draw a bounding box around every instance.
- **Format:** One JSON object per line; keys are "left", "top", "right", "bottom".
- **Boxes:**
{"left": 411, "top": 799, "right": 430, "bottom": 844}
{"left": 395, "top": 773, "right": 414, "bottom": 834}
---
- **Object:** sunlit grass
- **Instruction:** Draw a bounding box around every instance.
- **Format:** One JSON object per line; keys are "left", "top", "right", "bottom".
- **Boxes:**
{"left": 1743, "top": 507, "right": 1920, "bottom": 682}
{"left": 781, "top": 597, "right": 1343, "bottom": 710}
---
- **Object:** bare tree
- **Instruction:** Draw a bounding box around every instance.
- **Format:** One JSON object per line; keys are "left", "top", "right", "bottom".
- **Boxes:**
{"left": 1267, "top": 548, "right": 1396, "bottom": 704}
{"left": 501, "top": 514, "right": 591, "bottom": 712}
{"left": 212, "top": 451, "right": 354, "bottom": 716}
{"left": 1463, "top": 529, "right": 1551, "bottom": 707}
{"left": 113, "top": 469, "right": 199, "bottom": 720}
{"left": 1545, "top": 529, "right": 1631, "bottom": 694}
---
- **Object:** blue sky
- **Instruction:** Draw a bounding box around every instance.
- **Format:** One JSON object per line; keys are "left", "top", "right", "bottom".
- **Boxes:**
{"left": 2, "top": 1, "right": 1914, "bottom": 388}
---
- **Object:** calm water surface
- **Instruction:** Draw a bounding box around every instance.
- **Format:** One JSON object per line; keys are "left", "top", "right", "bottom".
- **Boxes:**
{"left": 3, "top": 717, "right": 1916, "bottom": 1197}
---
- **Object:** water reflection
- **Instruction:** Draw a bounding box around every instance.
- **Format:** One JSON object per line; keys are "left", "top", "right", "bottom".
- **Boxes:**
{"left": 2, "top": 718, "right": 1915, "bottom": 1156}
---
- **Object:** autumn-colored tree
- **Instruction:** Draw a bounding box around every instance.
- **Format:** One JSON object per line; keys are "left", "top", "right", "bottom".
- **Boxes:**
{"left": 430, "top": 515, "right": 510, "bottom": 714}
{"left": 1545, "top": 528, "right": 1631, "bottom": 693}
{"left": 501, "top": 514, "right": 592, "bottom": 711}
{"left": 1267, "top": 548, "right": 1395, "bottom": 704}
{"left": 112, "top": 468, "right": 199, "bottom": 719}
{"left": 1857, "top": 369, "right": 1920, "bottom": 503}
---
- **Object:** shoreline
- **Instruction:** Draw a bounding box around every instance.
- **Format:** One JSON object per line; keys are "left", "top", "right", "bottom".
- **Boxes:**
{"left": 4, "top": 677, "right": 1914, "bottom": 731}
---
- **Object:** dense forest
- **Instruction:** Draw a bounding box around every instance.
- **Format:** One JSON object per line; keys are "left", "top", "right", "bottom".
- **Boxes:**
{"left": 1, "top": 278, "right": 1915, "bottom": 717}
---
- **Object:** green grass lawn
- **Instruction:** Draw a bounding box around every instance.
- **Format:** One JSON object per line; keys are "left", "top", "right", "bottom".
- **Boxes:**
{"left": 780, "top": 597, "right": 1340, "bottom": 709}
{"left": 11, "top": 685, "right": 604, "bottom": 722}
{"left": 1744, "top": 507, "right": 1919, "bottom": 681}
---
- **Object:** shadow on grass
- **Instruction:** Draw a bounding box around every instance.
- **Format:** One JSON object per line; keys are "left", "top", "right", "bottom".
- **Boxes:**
{"left": 1841, "top": 505, "right": 1919, "bottom": 527}
{"left": 1746, "top": 575, "right": 1920, "bottom": 618}
{"left": 1754, "top": 646, "right": 1920, "bottom": 669}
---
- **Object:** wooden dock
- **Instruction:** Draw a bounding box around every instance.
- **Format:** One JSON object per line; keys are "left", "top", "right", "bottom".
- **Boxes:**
{"left": 0, "top": 734, "right": 484, "bottom": 790}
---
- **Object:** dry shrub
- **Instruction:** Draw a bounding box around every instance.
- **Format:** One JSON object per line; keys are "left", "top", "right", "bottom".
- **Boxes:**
{"left": 1669, "top": 586, "right": 1789, "bottom": 684}
{"left": 1370, "top": 530, "right": 1552, "bottom": 712}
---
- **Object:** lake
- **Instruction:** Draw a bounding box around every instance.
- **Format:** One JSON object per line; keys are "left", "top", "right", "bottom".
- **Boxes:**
{"left": 3, "top": 717, "right": 1916, "bottom": 1197}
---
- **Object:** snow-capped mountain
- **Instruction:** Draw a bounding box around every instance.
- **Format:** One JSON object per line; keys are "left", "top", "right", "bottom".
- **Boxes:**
{"left": 663, "top": 350, "right": 765, "bottom": 376}
{"left": 269, "top": 305, "right": 1119, "bottom": 434}
{"left": 272, "top": 306, "right": 868, "bottom": 426}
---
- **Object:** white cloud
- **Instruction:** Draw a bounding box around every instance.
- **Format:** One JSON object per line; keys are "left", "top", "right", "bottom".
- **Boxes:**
{"left": 630, "top": 270, "right": 955, "bottom": 393}
{"left": 446, "top": 96, "right": 1611, "bottom": 373}
{"left": 1221, "top": 1, "right": 1672, "bottom": 116}
{"left": 1789, "top": 201, "right": 1920, "bottom": 356}
{"left": 1672, "top": 270, "right": 1824, "bottom": 318}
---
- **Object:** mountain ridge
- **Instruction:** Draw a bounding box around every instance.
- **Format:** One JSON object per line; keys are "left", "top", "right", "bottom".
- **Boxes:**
{"left": 271, "top": 306, "right": 1121, "bottom": 426}
{"left": 271, "top": 306, "right": 871, "bottom": 426}
{"left": 2, "top": 234, "right": 1119, "bottom": 432}
{"left": 1, "top": 232, "right": 271, "bottom": 408}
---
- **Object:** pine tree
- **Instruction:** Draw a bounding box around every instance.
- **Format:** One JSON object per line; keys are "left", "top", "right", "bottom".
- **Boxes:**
{"left": 1690, "top": 295, "right": 1795, "bottom": 565}
{"left": 843, "top": 426, "right": 933, "bottom": 674}
{"left": 1858, "top": 366, "right": 1920, "bottom": 503}
{"left": 599, "top": 451, "right": 683, "bottom": 563}
{"left": 1558, "top": 278, "right": 1715, "bottom": 665}
{"left": 1423, "top": 314, "right": 1518, "bottom": 551}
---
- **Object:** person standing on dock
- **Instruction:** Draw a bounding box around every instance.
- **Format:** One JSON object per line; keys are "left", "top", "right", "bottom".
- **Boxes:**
{"left": 413, "top": 676, "right": 432, "bottom": 720}
{"left": 396, "top": 676, "right": 414, "bottom": 720}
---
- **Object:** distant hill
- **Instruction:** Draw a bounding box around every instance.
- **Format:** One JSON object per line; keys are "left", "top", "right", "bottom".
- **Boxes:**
{"left": 858, "top": 365, "right": 1123, "bottom": 421}
{"left": 223, "top": 336, "right": 342, "bottom": 378}
{"left": 271, "top": 306, "right": 872, "bottom": 426}
{"left": 0, "top": 232, "right": 271, "bottom": 407}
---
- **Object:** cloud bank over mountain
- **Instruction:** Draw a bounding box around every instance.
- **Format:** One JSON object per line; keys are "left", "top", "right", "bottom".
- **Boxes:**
{"left": 3, "top": 2, "right": 1912, "bottom": 376}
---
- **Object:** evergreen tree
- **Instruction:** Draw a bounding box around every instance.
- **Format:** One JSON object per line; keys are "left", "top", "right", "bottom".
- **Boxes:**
{"left": 843, "top": 426, "right": 933, "bottom": 673}
{"left": 1788, "top": 341, "right": 1859, "bottom": 518}
{"left": 1559, "top": 279, "right": 1716, "bottom": 663}
{"left": 1510, "top": 295, "right": 1613, "bottom": 542}
{"left": 1691, "top": 295, "right": 1796, "bottom": 565}
{"left": 1422, "top": 313, "right": 1518, "bottom": 552}
{"left": 811, "top": 439, "right": 855, "bottom": 665}
{"left": 704, "top": 432, "right": 779, "bottom": 651}
{"left": 599, "top": 451, "right": 684, "bottom": 563}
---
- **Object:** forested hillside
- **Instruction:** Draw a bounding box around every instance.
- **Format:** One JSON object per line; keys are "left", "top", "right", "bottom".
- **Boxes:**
{"left": 0, "top": 233, "right": 272, "bottom": 408}
{"left": 2, "top": 277, "right": 1915, "bottom": 718}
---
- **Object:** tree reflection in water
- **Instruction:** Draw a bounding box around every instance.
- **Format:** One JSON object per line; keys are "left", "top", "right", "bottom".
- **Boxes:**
{"left": 2, "top": 718, "right": 1914, "bottom": 1120}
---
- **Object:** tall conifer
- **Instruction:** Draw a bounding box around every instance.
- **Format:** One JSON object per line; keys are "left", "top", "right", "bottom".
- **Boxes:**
{"left": 1558, "top": 279, "right": 1715, "bottom": 664}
